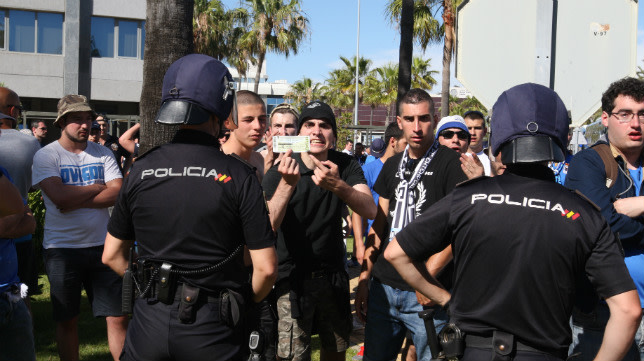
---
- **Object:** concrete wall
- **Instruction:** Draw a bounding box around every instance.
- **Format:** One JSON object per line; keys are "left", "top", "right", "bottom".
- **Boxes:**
{"left": 1, "top": 0, "right": 64, "bottom": 12}
{"left": 91, "top": 57, "right": 143, "bottom": 102}
{"left": 93, "top": 0, "right": 145, "bottom": 20}
{"left": 0, "top": 52, "right": 64, "bottom": 99}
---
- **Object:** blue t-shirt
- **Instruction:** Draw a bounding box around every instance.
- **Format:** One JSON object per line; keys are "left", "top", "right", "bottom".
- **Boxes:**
{"left": 362, "top": 159, "right": 384, "bottom": 232}
{"left": 627, "top": 165, "right": 644, "bottom": 306}
{"left": 548, "top": 154, "right": 573, "bottom": 185}
{"left": 0, "top": 167, "right": 20, "bottom": 293}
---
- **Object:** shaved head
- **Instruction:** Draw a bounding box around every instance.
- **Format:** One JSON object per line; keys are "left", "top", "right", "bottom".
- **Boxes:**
{"left": 0, "top": 87, "right": 20, "bottom": 128}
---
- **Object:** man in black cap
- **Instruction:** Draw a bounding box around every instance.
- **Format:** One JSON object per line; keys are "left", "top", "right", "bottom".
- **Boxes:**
{"left": 262, "top": 100, "right": 376, "bottom": 361}
{"left": 384, "top": 83, "right": 641, "bottom": 361}
{"left": 102, "top": 54, "right": 278, "bottom": 361}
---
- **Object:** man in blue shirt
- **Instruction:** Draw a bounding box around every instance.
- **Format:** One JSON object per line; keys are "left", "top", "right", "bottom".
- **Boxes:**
{"left": 565, "top": 77, "right": 644, "bottom": 360}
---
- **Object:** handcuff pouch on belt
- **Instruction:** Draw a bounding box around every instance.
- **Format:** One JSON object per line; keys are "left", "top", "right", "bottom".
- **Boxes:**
{"left": 157, "top": 262, "right": 178, "bottom": 304}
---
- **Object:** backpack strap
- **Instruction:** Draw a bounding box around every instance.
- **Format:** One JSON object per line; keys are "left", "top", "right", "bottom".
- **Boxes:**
{"left": 591, "top": 143, "right": 618, "bottom": 188}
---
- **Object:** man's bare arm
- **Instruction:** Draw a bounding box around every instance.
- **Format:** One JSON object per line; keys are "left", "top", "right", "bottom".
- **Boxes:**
{"left": 248, "top": 247, "right": 278, "bottom": 303}
{"left": 0, "top": 205, "right": 35, "bottom": 238}
{"left": 54, "top": 178, "right": 123, "bottom": 213}
{"left": 266, "top": 150, "right": 299, "bottom": 231}
{"left": 594, "top": 290, "right": 642, "bottom": 361}
{"left": 355, "top": 196, "right": 389, "bottom": 323}
{"left": 384, "top": 237, "right": 451, "bottom": 307}
{"left": 102, "top": 232, "right": 133, "bottom": 276}
{"left": 0, "top": 175, "right": 23, "bottom": 217}
{"left": 118, "top": 123, "right": 140, "bottom": 154}
{"left": 310, "top": 157, "right": 376, "bottom": 219}
{"left": 39, "top": 176, "right": 106, "bottom": 210}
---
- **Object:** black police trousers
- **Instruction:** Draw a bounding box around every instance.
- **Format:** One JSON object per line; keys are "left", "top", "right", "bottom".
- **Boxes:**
{"left": 462, "top": 348, "right": 565, "bottom": 361}
{"left": 120, "top": 297, "right": 244, "bottom": 361}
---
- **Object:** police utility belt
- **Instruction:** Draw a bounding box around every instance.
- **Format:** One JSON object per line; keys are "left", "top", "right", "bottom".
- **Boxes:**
{"left": 419, "top": 310, "right": 567, "bottom": 360}
{"left": 122, "top": 244, "right": 245, "bottom": 325}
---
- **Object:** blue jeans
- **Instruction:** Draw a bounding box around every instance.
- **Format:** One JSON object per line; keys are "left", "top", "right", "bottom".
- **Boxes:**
{"left": 569, "top": 302, "right": 643, "bottom": 360}
{"left": 364, "top": 278, "right": 447, "bottom": 361}
{"left": 0, "top": 296, "right": 35, "bottom": 361}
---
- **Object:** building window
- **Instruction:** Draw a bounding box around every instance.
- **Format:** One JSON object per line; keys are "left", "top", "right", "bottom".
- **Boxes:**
{"left": 2, "top": 9, "right": 63, "bottom": 54}
{"left": 37, "top": 12, "right": 63, "bottom": 54}
{"left": 92, "top": 17, "right": 144, "bottom": 59}
{"left": 91, "top": 17, "right": 114, "bottom": 58}
{"left": 0, "top": 11, "right": 4, "bottom": 49}
{"left": 9, "top": 10, "right": 35, "bottom": 52}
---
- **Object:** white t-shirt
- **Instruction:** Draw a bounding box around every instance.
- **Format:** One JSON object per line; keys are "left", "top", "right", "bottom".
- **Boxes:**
{"left": 467, "top": 150, "right": 491, "bottom": 176}
{"left": 32, "top": 141, "right": 122, "bottom": 249}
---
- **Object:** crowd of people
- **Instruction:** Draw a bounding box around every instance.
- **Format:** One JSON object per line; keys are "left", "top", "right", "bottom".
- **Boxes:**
{"left": 0, "top": 54, "right": 643, "bottom": 361}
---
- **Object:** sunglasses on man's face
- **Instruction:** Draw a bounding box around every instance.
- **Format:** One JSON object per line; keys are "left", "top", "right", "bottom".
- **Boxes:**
{"left": 439, "top": 130, "right": 470, "bottom": 141}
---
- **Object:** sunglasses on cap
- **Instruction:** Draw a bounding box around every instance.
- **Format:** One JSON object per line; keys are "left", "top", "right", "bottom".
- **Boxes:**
{"left": 439, "top": 130, "right": 470, "bottom": 141}
{"left": 269, "top": 103, "right": 299, "bottom": 119}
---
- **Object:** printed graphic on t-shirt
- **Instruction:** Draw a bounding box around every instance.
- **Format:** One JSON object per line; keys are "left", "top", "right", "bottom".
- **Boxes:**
{"left": 60, "top": 163, "right": 105, "bottom": 185}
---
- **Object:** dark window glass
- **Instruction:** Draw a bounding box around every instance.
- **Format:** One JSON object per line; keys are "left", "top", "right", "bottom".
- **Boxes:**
{"left": 91, "top": 17, "right": 114, "bottom": 57}
{"left": 37, "top": 12, "right": 63, "bottom": 54}
{"left": 0, "top": 11, "right": 5, "bottom": 49}
{"left": 9, "top": 10, "right": 35, "bottom": 52}
{"left": 118, "top": 20, "right": 137, "bottom": 57}
{"left": 140, "top": 21, "right": 145, "bottom": 59}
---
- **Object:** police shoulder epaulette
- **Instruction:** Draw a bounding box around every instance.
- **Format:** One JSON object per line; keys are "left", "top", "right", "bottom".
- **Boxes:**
{"left": 455, "top": 175, "right": 490, "bottom": 188}
{"left": 133, "top": 144, "right": 161, "bottom": 161}
{"left": 572, "top": 189, "right": 601, "bottom": 211}
{"left": 228, "top": 153, "right": 257, "bottom": 172}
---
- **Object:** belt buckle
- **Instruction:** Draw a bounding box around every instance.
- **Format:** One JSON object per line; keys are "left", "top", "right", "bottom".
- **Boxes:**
{"left": 310, "top": 270, "right": 325, "bottom": 279}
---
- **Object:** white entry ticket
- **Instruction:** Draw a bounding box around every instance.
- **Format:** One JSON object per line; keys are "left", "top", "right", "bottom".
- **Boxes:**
{"left": 273, "top": 136, "right": 310, "bottom": 153}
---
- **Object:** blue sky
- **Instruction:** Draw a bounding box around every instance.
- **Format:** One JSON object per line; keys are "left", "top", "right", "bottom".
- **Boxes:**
{"left": 224, "top": 0, "right": 644, "bottom": 92}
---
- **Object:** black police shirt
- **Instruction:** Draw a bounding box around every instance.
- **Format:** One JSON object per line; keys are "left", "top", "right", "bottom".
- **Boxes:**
{"left": 103, "top": 134, "right": 130, "bottom": 174}
{"left": 262, "top": 150, "right": 366, "bottom": 280}
{"left": 108, "top": 129, "right": 275, "bottom": 293}
{"left": 372, "top": 146, "right": 467, "bottom": 291}
{"left": 395, "top": 171, "right": 636, "bottom": 355}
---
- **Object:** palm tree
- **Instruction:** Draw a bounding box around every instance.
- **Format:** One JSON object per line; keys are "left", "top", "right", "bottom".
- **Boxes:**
{"left": 241, "top": 0, "right": 309, "bottom": 93}
{"left": 193, "top": 1, "right": 256, "bottom": 89}
{"left": 386, "top": 0, "right": 461, "bottom": 118}
{"left": 140, "top": 0, "right": 194, "bottom": 153}
{"left": 397, "top": 0, "right": 414, "bottom": 109}
{"left": 284, "top": 77, "right": 322, "bottom": 110}
{"left": 364, "top": 63, "right": 398, "bottom": 124}
{"left": 329, "top": 56, "right": 372, "bottom": 104}
{"left": 411, "top": 57, "right": 438, "bottom": 89}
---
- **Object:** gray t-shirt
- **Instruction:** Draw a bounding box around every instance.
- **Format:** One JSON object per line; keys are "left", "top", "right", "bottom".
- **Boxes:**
{"left": 0, "top": 129, "right": 40, "bottom": 199}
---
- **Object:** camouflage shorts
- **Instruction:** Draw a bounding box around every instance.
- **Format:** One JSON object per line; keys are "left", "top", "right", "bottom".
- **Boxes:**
{"left": 275, "top": 278, "right": 352, "bottom": 361}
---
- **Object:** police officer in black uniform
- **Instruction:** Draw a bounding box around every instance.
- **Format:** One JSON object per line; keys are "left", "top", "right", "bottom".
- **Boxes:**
{"left": 102, "top": 54, "right": 277, "bottom": 361}
{"left": 384, "top": 83, "right": 642, "bottom": 361}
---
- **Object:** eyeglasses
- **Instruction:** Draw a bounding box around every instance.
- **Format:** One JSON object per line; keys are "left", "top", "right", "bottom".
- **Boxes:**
{"left": 439, "top": 130, "right": 470, "bottom": 140}
{"left": 39, "top": 127, "right": 47, "bottom": 131}
{"left": 609, "top": 110, "right": 644, "bottom": 123}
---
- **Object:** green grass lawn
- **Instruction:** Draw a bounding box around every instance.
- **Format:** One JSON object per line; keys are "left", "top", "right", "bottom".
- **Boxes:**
{"left": 31, "top": 248, "right": 359, "bottom": 361}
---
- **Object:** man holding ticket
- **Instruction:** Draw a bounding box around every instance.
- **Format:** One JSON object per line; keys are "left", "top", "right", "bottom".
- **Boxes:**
{"left": 262, "top": 101, "right": 376, "bottom": 361}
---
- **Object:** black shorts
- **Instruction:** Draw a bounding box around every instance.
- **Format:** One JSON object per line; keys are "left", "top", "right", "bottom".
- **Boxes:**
{"left": 43, "top": 246, "right": 124, "bottom": 321}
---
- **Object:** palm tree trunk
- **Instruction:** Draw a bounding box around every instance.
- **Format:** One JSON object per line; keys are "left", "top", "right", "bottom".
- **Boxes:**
{"left": 440, "top": 0, "right": 454, "bottom": 118}
{"left": 140, "top": 0, "right": 194, "bottom": 154}
{"left": 396, "top": 0, "right": 414, "bottom": 115}
{"left": 254, "top": 51, "right": 265, "bottom": 94}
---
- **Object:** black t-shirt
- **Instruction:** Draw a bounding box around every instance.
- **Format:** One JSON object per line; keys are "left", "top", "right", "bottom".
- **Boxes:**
{"left": 372, "top": 146, "right": 467, "bottom": 291}
{"left": 108, "top": 129, "right": 274, "bottom": 293}
{"left": 103, "top": 134, "right": 130, "bottom": 174}
{"left": 396, "top": 171, "right": 636, "bottom": 355}
{"left": 262, "top": 150, "right": 366, "bottom": 280}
